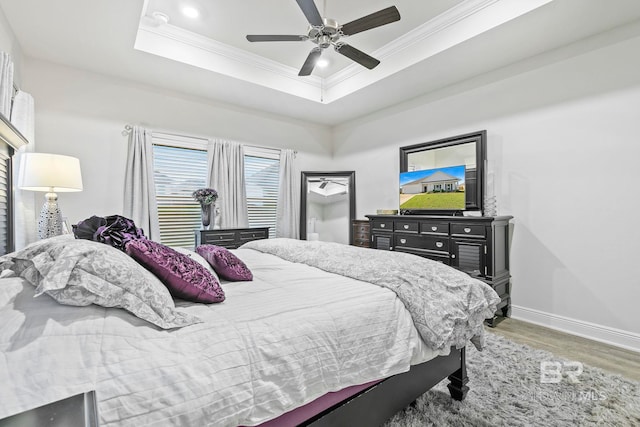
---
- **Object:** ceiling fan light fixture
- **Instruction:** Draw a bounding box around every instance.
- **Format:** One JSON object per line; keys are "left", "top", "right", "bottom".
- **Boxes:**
{"left": 316, "top": 58, "right": 329, "bottom": 68}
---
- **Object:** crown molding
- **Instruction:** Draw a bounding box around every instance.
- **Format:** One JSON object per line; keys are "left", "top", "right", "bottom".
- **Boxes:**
{"left": 136, "top": 0, "right": 552, "bottom": 103}
{"left": 325, "top": 0, "right": 501, "bottom": 90}
{"left": 136, "top": 16, "right": 323, "bottom": 101}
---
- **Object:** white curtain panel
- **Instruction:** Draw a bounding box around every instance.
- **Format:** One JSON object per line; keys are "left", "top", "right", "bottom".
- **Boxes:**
{"left": 207, "top": 139, "right": 249, "bottom": 228}
{"left": 0, "top": 52, "right": 13, "bottom": 117}
{"left": 276, "top": 149, "right": 300, "bottom": 239}
{"left": 123, "top": 126, "right": 160, "bottom": 240}
{"left": 11, "top": 91, "right": 37, "bottom": 249}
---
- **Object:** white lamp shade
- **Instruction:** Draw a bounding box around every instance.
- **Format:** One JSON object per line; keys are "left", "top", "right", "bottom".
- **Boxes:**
{"left": 19, "top": 153, "right": 83, "bottom": 192}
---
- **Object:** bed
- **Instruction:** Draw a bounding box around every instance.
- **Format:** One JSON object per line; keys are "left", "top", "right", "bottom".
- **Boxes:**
{"left": 0, "top": 224, "right": 499, "bottom": 426}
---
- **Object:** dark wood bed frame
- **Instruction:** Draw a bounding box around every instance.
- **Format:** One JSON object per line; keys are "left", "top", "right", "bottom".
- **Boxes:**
{"left": 305, "top": 347, "right": 467, "bottom": 426}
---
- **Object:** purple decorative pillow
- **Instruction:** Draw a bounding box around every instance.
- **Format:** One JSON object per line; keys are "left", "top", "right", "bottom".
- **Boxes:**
{"left": 126, "top": 239, "right": 225, "bottom": 303}
{"left": 196, "top": 245, "right": 253, "bottom": 281}
{"left": 73, "top": 214, "right": 146, "bottom": 251}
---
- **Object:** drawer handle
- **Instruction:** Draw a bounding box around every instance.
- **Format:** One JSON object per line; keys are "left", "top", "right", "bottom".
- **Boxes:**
{"left": 464, "top": 227, "right": 471, "bottom": 233}
{"left": 400, "top": 238, "right": 406, "bottom": 244}
{"left": 431, "top": 226, "right": 437, "bottom": 231}
{"left": 380, "top": 224, "right": 386, "bottom": 228}
{"left": 436, "top": 241, "right": 443, "bottom": 248}
{"left": 403, "top": 224, "right": 409, "bottom": 229}
{"left": 252, "top": 234, "right": 256, "bottom": 237}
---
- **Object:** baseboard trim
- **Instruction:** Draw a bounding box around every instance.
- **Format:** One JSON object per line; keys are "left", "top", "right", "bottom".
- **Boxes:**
{"left": 510, "top": 305, "right": 640, "bottom": 354}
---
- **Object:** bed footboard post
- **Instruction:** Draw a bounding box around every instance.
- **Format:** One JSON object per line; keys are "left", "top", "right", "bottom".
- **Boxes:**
{"left": 446, "top": 347, "right": 469, "bottom": 401}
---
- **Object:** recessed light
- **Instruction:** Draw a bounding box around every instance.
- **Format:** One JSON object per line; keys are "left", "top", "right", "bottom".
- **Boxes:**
{"left": 182, "top": 6, "right": 200, "bottom": 19}
{"left": 316, "top": 58, "right": 329, "bottom": 68}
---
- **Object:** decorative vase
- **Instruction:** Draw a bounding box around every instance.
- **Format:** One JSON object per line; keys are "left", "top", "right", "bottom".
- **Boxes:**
{"left": 200, "top": 203, "right": 212, "bottom": 230}
{"left": 483, "top": 195, "right": 497, "bottom": 217}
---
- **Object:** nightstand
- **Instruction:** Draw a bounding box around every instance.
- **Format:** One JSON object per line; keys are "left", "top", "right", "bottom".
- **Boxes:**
{"left": 195, "top": 227, "right": 269, "bottom": 249}
{"left": 0, "top": 391, "right": 98, "bottom": 427}
{"left": 352, "top": 220, "right": 370, "bottom": 248}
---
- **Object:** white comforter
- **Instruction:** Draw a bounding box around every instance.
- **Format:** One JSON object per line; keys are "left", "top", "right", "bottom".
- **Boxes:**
{"left": 0, "top": 248, "right": 439, "bottom": 426}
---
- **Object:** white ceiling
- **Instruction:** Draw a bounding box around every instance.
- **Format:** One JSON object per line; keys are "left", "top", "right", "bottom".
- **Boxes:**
{"left": 2, "top": 0, "right": 640, "bottom": 126}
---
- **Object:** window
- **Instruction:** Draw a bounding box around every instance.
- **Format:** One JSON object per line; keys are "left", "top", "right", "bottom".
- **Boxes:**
{"left": 244, "top": 147, "right": 280, "bottom": 238}
{"left": 152, "top": 134, "right": 208, "bottom": 248}
{"left": 151, "top": 134, "right": 281, "bottom": 246}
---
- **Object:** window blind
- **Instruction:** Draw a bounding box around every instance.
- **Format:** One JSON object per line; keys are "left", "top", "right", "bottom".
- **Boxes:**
{"left": 244, "top": 147, "right": 280, "bottom": 238}
{"left": 0, "top": 143, "right": 10, "bottom": 255}
{"left": 151, "top": 134, "right": 282, "bottom": 246}
{"left": 152, "top": 144, "right": 208, "bottom": 248}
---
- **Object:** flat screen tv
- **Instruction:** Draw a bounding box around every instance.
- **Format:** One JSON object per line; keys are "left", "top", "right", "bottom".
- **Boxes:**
{"left": 399, "top": 165, "right": 466, "bottom": 211}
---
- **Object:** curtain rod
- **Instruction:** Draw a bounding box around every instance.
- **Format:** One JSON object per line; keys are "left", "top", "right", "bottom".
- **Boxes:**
{"left": 121, "top": 123, "right": 295, "bottom": 155}
{"left": 121, "top": 124, "right": 132, "bottom": 136}
{"left": 122, "top": 124, "right": 207, "bottom": 141}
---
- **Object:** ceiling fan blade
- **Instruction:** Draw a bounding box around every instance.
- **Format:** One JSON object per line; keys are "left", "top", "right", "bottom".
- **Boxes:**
{"left": 298, "top": 48, "right": 322, "bottom": 76}
{"left": 246, "top": 35, "right": 308, "bottom": 42}
{"left": 295, "top": 0, "right": 323, "bottom": 27}
{"left": 335, "top": 43, "right": 380, "bottom": 69}
{"left": 340, "top": 6, "right": 401, "bottom": 36}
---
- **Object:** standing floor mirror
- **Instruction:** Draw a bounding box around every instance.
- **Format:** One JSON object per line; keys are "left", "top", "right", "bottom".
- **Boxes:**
{"left": 300, "top": 171, "right": 355, "bottom": 245}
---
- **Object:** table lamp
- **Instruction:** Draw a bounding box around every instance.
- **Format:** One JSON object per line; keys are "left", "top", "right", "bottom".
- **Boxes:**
{"left": 18, "top": 153, "right": 83, "bottom": 239}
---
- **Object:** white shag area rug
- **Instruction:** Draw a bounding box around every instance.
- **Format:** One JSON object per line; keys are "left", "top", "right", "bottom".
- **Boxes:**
{"left": 385, "top": 332, "right": 640, "bottom": 427}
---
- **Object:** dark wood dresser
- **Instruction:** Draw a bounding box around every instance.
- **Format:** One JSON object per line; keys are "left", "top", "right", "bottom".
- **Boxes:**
{"left": 352, "top": 219, "right": 371, "bottom": 248}
{"left": 195, "top": 227, "right": 269, "bottom": 249}
{"left": 365, "top": 214, "right": 513, "bottom": 326}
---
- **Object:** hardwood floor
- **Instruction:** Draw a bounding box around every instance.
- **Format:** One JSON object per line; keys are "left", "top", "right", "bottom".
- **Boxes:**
{"left": 488, "top": 317, "right": 640, "bottom": 382}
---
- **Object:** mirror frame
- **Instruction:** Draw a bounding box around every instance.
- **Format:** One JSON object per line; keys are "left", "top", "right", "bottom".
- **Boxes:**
{"left": 399, "top": 130, "right": 486, "bottom": 215}
{"left": 300, "top": 171, "right": 356, "bottom": 244}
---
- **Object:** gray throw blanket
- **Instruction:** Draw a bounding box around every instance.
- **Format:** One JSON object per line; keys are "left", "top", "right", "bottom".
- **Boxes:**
{"left": 242, "top": 238, "right": 500, "bottom": 351}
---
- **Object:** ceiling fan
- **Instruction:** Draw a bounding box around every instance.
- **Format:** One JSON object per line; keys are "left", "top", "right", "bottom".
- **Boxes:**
{"left": 246, "top": 0, "right": 401, "bottom": 76}
{"left": 308, "top": 178, "right": 348, "bottom": 189}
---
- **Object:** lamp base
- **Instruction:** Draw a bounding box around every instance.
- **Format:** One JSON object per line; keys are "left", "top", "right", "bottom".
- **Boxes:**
{"left": 38, "top": 192, "right": 63, "bottom": 239}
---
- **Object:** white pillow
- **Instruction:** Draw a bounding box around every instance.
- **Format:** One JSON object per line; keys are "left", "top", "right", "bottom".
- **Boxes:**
{"left": 0, "top": 236, "right": 201, "bottom": 329}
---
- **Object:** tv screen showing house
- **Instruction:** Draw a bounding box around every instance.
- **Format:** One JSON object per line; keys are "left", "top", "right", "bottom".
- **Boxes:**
{"left": 399, "top": 165, "right": 466, "bottom": 210}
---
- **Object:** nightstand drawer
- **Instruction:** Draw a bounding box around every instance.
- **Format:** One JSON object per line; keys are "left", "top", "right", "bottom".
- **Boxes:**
{"left": 240, "top": 229, "right": 268, "bottom": 242}
{"left": 201, "top": 231, "right": 235, "bottom": 244}
{"left": 354, "top": 224, "right": 370, "bottom": 234}
{"left": 451, "top": 223, "right": 486, "bottom": 239}
{"left": 353, "top": 239, "right": 370, "bottom": 248}
{"left": 353, "top": 232, "right": 369, "bottom": 241}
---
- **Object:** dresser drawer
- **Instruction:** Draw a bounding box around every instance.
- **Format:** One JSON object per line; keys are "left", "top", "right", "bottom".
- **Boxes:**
{"left": 201, "top": 231, "right": 236, "bottom": 245}
{"left": 371, "top": 218, "right": 393, "bottom": 231}
{"left": 197, "top": 228, "right": 268, "bottom": 248}
{"left": 239, "top": 229, "right": 268, "bottom": 242}
{"left": 394, "top": 220, "right": 419, "bottom": 233}
{"left": 451, "top": 223, "right": 486, "bottom": 239}
{"left": 394, "top": 234, "right": 449, "bottom": 254}
{"left": 419, "top": 221, "right": 449, "bottom": 236}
